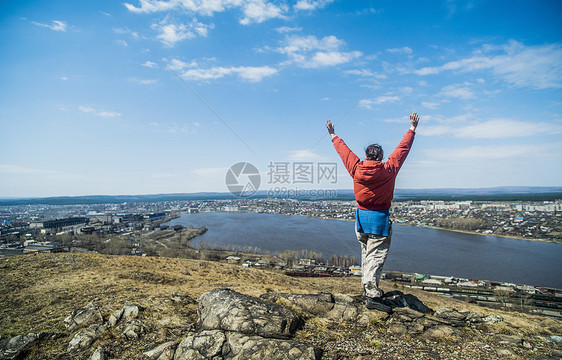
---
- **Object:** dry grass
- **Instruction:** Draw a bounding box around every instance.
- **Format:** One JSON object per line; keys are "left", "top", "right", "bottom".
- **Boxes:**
{"left": 0, "top": 252, "right": 560, "bottom": 359}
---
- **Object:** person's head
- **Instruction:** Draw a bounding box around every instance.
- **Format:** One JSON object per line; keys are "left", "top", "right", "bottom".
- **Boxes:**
{"left": 365, "top": 144, "right": 383, "bottom": 161}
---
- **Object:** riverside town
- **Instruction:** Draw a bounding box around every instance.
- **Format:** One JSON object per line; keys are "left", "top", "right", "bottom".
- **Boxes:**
{"left": 1, "top": 198, "right": 561, "bottom": 320}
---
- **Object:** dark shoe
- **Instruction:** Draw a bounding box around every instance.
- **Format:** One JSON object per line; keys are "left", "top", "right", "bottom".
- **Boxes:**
{"left": 366, "top": 297, "right": 392, "bottom": 313}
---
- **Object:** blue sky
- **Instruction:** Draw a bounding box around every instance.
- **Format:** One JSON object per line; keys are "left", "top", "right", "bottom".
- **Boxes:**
{"left": 1, "top": 0, "right": 561, "bottom": 197}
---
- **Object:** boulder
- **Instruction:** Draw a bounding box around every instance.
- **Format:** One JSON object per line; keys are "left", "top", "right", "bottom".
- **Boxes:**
{"left": 68, "top": 324, "right": 106, "bottom": 353}
{"left": 64, "top": 302, "right": 103, "bottom": 332}
{"left": 0, "top": 332, "right": 53, "bottom": 360}
{"left": 143, "top": 341, "right": 178, "bottom": 360}
{"left": 198, "top": 289, "right": 304, "bottom": 339}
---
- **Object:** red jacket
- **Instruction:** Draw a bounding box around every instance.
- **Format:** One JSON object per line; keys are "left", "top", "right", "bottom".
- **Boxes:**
{"left": 332, "top": 129, "right": 415, "bottom": 210}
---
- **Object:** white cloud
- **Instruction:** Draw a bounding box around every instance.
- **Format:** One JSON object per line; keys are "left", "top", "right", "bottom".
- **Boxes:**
{"left": 240, "top": 1, "right": 287, "bottom": 25}
{"left": 32, "top": 20, "right": 67, "bottom": 31}
{"left": 115, "top": 39, "right": 128, "bottom": 47}
{"left": 181, "top": 65, "right": 278, "bottom": 82}
{"left": 344, "top": 69, "right": 378, "bottom": 77}
{"left": 79, "top": 105, "right": 121, "bottom": 118}
{"left": 276, "top": 34, "right": 362, "bottom": 68}
{"left": 387, "top": 46, "right": 413, "bottom": 54}
{"left": 359, "top": 95, "right": 400, "bottom": 109}
{"left": 275, "top": 26, "right": 302, "bottom": 33}
{"left": 125, "top": 0, "right": 288, "bottom": 25}
{"left": 439, "top": 84, "right": 475, "bottom": 99}
{"left": 419, "top": 118, "right": 562, "bottom": 139}
{"left": 113, "top": 27, "right": 139, "bottom": 39}
{"left": 294, "top": 0, "right": 334, "bottom": 11}
{"left": 413, "top": 40, "right": 562, "bottom": 89}
{"left": 142, "top": 61, "right": 158, "bottom": 68}
{"left": 152, "top": 17, "right": 213, "bottom": 46}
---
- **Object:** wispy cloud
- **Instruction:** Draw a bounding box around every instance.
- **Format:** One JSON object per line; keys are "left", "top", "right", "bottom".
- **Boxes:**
{"left": 439, "top": 83, "right": 475, "bottom": 99}
{"left": 142, "top": 61, "right": 158, "bottom": 68}
{"left": 129, "top": 77, "right": 158, "bottom": 85}
{"left": 169, "top": 58, "right": 278, "bottom": 82}
{"left": 152, "top": 17, "right": 213, "bottom": 47}
{"left": 387, "top": 46, "right": 413, "bottom": 54}
{"left": 419, "top": 118, "right": 562, "bottom": 139}
{"left": 184, "top": 66, "right": 278, "bottom": 82}
{"left": 276, "top": 34, "right": 361, "bottom": 68}
{"left": 125, "top": 0, "right": 288, "bottom": 25}
{"left": 32, "top": 20, "right": 67, "bottom": 31}
{"left": 275, "top": 26, "right": 302, "bottom": 33}
{"left": 412, "top": 40, "right": 562, "bottom": 89}
{"left": 79, "top": 105, "right": 121, "bottom": 118}
{"left": 113, "top": 27, "right": 139, "bottom": 39}
{"left": 359, "top": 95, "right": 400, "bottom": 109}
{"left": 294, "top": 0, "right": 334, "bottom": 11}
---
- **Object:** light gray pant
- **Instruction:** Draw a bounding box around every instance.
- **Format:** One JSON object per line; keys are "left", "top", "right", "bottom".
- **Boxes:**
{"left": 356, "top": 224, "right": 392, "bottom": 298}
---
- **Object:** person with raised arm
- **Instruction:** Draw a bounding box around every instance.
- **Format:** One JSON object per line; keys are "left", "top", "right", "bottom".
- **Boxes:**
{"left": 326, "top": 112, "right": 419, "bottom": 313}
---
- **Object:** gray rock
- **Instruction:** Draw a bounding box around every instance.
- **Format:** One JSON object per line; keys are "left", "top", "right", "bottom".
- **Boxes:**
{"left": 108, "top": 304, "right": 142, "bottom": 327}
{"left": 91, "top": 346, "right": 107, "bottom": 360}
{"left": 174, "top": 330, "right": 226, "bottom": 360}
{"left": 482, "top": 314, "right": 503, "bottom": 324}
{"left": 260, "top": 292, "right": 364, "bottom": 322}
{"left": 64, "top": 302, "right": 103, "bottom": 332}
{"left": 123, "top": 319, "right": 144, "bottom": 340}
{"left": 144, "top": 341, "right": 178, "bottom": 360}
{"left": 198, "top": 289, "right": 304, "bottom": 339}
{"left": 224, "top": 331, "right": 320, "bottom": 360}
{"left": 68, "top": 324, "right": 106, "bottom": 353}
{"left": 0, "top": 332, "right": 53, "bottom": 360}
{"left": 174, "top": 330, "right": 321, "bottom": 360}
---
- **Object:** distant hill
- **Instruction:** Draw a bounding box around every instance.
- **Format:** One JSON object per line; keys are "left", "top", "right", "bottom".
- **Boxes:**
{"left": 1, "top": 186, "right": 561, "bottom": 205}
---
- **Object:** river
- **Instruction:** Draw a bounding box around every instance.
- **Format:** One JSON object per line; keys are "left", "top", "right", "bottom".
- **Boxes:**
{"left": 166, "top": 212, "right": 562, "bottom": 288}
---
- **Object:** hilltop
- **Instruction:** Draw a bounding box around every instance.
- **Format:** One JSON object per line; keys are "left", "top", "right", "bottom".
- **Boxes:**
{"left": 1, "top": 252, "right": 561, "bottom": 359}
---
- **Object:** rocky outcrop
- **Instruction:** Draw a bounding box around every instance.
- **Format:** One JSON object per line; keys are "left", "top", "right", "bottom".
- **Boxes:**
{"left": 173, "top": 288, "right": 320, "bottom": 360}
{"left": 174, "top": 330, "right": 320, "bottom": 360}
{"left": 2, "top": 288, "right": 559, "bottom": 359}
{"left": 68, "top": 324, "right": 107, "bottom": 353}
{"left": 198, "top": 288, "right": 304, "bottom": 339}
{"left": 64, "top": 302, "right": 103, "bottom": 332}
{"left": 0, "top": 332, "right": 57, "bottom": 360}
